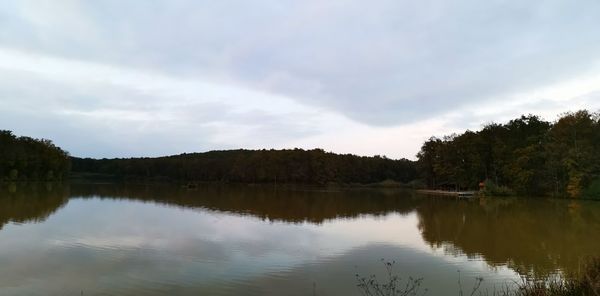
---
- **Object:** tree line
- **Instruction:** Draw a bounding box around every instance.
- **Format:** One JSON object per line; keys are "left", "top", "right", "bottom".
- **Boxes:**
{"left": 72, "top": 149, "right": 417, "bottom": 185}
{"left": 416, "top": 110, "right": 600, "bottom": 198}
{"left": 0, "top": 130, "right": 71, "bottom": 181}
{"left": 5, "top": 109, "right": 599, "bottom": 197}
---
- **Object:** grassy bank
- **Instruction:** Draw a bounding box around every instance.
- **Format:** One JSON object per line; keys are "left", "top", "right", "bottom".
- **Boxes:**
{"left": 355, "top": 258, "right": 600, "bottom": 296}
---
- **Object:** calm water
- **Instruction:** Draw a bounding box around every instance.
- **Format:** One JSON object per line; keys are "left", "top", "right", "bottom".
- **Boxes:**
{"left": 0, "top": 183, "right": 599, "bottom": 295}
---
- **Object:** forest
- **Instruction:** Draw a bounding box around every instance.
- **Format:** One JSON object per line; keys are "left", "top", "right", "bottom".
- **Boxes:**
{"left": 0, "top": 130, "right": 71, "bottom": 181}
{"left": 4, "top": 109, "right": 599, "bottom": 198}
{"left": 72, "top": 149, "right": 417, "bottom": 185}
{"left": 416, "top": 110, "right": 600, "bottom": 198}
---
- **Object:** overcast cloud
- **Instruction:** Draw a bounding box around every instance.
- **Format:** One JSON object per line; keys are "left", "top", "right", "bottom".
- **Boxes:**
{"left": 1, "top": 0, "right": 600, "bottom": 159}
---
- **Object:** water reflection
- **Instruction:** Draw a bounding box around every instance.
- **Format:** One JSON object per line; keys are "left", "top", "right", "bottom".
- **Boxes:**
{"left": 416, "top": 197, "right": 600, "bottom": 277}
{"left": 0, "top": 183, "right": 598, "bottom": 295}
{"left": 69, "top": 183, "right": 420, "bottom": 223}
{"left": 0, "top": 182, "right": 68, "bottom": 230}
{"left": 0, "top": 185, "right": 438, "bottom": 296}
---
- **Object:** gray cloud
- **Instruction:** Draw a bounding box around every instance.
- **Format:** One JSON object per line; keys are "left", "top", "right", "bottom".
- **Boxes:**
{"left": 1, "top": 1, "right": 599, "bottom": 157}
{"left": 3, "top": 0, "right": 599, "bottom": 125}
{"left": 0, "top": 68, "right": 318, "bottom": 157}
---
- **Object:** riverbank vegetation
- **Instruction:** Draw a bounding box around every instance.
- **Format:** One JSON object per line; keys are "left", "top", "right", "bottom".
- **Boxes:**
{"left": 0, "top": 130, "right": 71, "bottom": 181}
{"left": 3, "top": 109, "right": 599, "bottom": 198}
{"left": 72, "top": 149, "right": 417, "bottom": 185}
{"left": 416, "top": 110, "right": 600, "bottom": 198}
{"left": 356, "top": 258, "right": 600, "bottom": 296}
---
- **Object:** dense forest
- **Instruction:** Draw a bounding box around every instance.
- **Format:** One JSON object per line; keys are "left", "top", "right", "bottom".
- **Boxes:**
{"left": 4, "top": 109, "right": 599, "bottom": 198}
{"left": 416, "top": 110, "right": 600, "bottom": 198}
{"left": 72, "top": 149, "right": 417, "bottom": 185}
{"left": 0, "top": 130, "right": 71, "bottom": 181}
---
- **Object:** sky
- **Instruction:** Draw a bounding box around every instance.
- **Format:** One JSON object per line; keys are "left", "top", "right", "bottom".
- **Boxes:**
{"left": 1, "top": 0, "right": 600, "bottom": 160}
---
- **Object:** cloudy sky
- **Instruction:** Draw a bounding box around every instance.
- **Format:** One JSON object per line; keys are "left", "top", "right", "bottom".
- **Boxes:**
{"left": 1, "top": 1, "right": 600, "bottom": 159}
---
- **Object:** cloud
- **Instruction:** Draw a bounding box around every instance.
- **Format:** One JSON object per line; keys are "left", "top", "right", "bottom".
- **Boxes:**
{"left": 4, "top": 1, "right": 600, "bottom": 124}
{"left": 0, "top": 1, "right": 599, "bottom": 158}
{"left": 0, "top": 48, "right": 336, "bottom": 157}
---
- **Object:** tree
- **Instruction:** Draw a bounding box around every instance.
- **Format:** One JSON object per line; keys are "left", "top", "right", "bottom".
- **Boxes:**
{"left": 416, "top": 111, "right": 599, "bottom": 198}
{"left": 0, "top": 130, "right": 70, "bottom": 181}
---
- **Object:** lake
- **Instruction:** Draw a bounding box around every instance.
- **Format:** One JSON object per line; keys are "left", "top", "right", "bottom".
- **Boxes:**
{"left": 0, "top": 183, "right": 599, "bottom": 295}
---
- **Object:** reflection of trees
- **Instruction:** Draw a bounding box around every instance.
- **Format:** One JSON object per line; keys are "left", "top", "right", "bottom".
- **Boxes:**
{"left": 70, "top": 183, "right": 420, "bottom": 224}
{"left": 0, "top": 182, "right": 69, "bottom": 230}
{"left": 0, "top": 181, "right": 420, "bottom": 229}
{"left": 5, "top": 182, "right": 595, "bottom": 280}
{"left": 416, "top": 197, "right": 600, "bottom": 277}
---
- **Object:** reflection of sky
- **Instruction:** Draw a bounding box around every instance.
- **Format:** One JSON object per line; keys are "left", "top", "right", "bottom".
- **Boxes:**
{"left": 0, "top": 198, "right": 520, "bottom": 295}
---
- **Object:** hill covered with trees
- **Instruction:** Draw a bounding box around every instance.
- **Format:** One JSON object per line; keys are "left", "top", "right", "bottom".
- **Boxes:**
{"left": 5, "top": 109, "right": 599, "bottom": 198}
{"left": 72, "top": 149, "right": 417, "bottom": 185}
{"left": 416, "top": 110, "right": 600, "bottom": 198}
{"left": 0, "top": 130, "right": 71, "bottom": 181}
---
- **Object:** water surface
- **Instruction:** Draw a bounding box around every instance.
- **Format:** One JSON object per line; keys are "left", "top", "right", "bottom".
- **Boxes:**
{"left": 0, "top": 183, "right": 598, "bottom": 295}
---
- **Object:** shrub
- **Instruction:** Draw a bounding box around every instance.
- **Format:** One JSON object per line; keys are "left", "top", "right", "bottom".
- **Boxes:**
{"left": 354, "top": 258, "right": 600, "bottom": 296}
{"left": 582, "top": 178, "right": 600, "bottom": 200}
{"left": 481, "top": 180, "right": 514, "bottom": 197}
